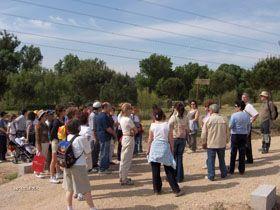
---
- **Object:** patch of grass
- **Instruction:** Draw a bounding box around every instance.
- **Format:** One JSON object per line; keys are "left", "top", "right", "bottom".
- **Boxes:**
{"left": 4, "top": 172, "right": 18, "bottom": 181}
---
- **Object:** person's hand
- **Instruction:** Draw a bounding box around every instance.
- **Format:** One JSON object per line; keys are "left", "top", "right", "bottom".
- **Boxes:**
{"left": 202, "top": 143, "right": 207, "bottom": 150}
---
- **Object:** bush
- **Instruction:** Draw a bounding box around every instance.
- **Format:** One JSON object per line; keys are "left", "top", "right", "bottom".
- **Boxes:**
{"left": 221, "top": 90, "right": 238, "bottom": 105}
{"left": 137, "top": 88, "right": 163, "bottom": 110}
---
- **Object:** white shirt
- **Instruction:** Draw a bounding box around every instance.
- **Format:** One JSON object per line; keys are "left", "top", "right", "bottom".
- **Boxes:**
{"left": 117, "top": 113, "right": 123, "bottom": 130}
{"left": 67, "top": 134, "right": 91, "bottom": 166}
{"left": 150, "top": 122, "right": 170, "bottom": 141}
{"left": 88, "top": 112, "right": 95, "bottom": 131}
{"left": 79, "top": 125, "right": 94, "bottom": 142}
{"left": 120, "top": 116, "right": 135, "bottom": 135}
{"left": 244, "top": 103, "right": 259, "bottom": 122}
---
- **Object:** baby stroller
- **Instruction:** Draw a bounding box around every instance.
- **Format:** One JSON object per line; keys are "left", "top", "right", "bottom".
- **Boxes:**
{"left": 9, "top": 137, "right": 36, "bottom": 163}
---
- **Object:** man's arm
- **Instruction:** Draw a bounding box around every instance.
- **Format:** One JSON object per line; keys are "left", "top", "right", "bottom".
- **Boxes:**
{"left": 201, "top": 122, "right": 208, "bottom": 148}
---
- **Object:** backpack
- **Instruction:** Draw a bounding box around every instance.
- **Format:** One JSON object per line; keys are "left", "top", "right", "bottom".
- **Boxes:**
{"left": 268, "top": 101, "right": 278, "bottom": 120}
{"left": 57, "top": 135, "right": 83, "bottom": 168}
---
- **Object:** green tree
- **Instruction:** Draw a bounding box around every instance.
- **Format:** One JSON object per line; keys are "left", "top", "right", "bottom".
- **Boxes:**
{"left": 156, "top": 77, "right": 185, "bottom": 100}
{"left": 250, "top": 57, "right": 280, "bottom": 93}
{"left": 174, "top": 63, "right": 210, "bottom": 98}
{"left": 209, "top": 70, "right": 235, "bottom": 105}
{"left": 54, "top": 54, "right": 80, "bottom": 74}
{"left": 100, "top": 73, "right": 137, "bottom": 105}
{"left": 0, "top": 30, "right": 21, "bottom": 98}
{"left": 216, "top": 64, "right": 248, "bottom": 95}
{"left": 20, "top": 45, "right": 43, "bottom": 70}
{"left": 136, "top": 54, "right": 173, "bottom": 91}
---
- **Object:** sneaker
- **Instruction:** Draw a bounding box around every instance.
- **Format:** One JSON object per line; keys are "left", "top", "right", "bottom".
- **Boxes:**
{"left": 35, "top": 174, "right": 45, "bottom": 179}
{"left": 56, "top": 173, "right": 63, "bottom": 179}
{"left": 91, "top": 168, "right": 99, "bottom": 173}
{"left": 202, "top": 165, "right": 207, "bottom": 169}
{"left": 77, "top": 193, "right": 85, "bottom": 201}
{"left": 73, "top": 194, "right": 78, "bottom": 199}
{"left": 110, "top": 161, "right": 117, "bottom": 165}
{"left": 175, "top": 191, "right": 184, "bottom": 197}
{"left": 99, "top": 169, "right": 112, "bottom": 174}
{"left": 49, "top": 177, "right": 60, "bottom": 184}
{"left": 120, "top": 178, "right": 134, "bottom": 186}
{"left": 205, "top": 176, "right": 214, "bottom": 181}
{"left": 0, "top": 160, "right": 3, "bottom": 163}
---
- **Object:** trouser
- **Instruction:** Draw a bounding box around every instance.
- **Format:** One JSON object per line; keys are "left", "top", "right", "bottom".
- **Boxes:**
{"left": 229, "top": 134, "right": 247, "bottom": 174}
{"left": 134, "top": 133, "right": 143, "bottom": 154}
{"left": 109, "top": 139, "right": 115, "bottom": 162}
{"left": 91, "top": 140, "right": 100, "bottom": 168}
{"left": 245, "top": 125, "right": 253, "bottom": 163}
{"left": 99, "top": 140, "right": 111, "bottom": 171}
{"left": 119, "top": 136, "right": 134, "bottom": 181}
{"left": 117, "top": 130, "right": 123, "bottom": 161}
{"left": 0, "top": 135, "right": 7, "bottom": 160}
{"left": 189, "top": 132, "right": 197, "bottom": 151}
{"left": 207, "top": 148, "right": 227, "bottom": 180}
{"left": 261, "top": 120, "right": 271, "bottom": 153}
{"left": 173, "top": 138, "right": 186, "bottom": 182}
{"left": 150, "top": 162, "right": 180, "bottom": 193}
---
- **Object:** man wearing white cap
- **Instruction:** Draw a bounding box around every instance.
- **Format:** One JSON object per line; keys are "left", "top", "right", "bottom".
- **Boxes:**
{"left": 89, "top": 101, "right": 102, "bottom": 172}
{"left": 242, "top": 93, "right": 258, "bottom": 163}
{"left": 259, "top": 91, "right": 277, "bottom": 153}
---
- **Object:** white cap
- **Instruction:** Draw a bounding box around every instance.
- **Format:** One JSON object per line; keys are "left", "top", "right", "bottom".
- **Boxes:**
{"left": 93, "top": 101, "right": 101, "bottom": 108}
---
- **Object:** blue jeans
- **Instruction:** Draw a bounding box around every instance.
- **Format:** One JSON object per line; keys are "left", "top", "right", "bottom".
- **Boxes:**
{"left": 99, "top": 140, "right": 111, "bottom": 171}
{"left": 134, "top": 133, "right": 143, "bottom": 154}
{"left": 207, "top": 148, "right": 227, "bottom": 180}
{"left": 173, "top": 138, "right": 186, "bottom": 182}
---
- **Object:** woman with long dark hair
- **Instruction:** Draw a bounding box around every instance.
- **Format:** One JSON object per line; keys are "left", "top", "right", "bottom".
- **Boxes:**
{"left": 168, "top": 102, "right": 189, "bottom": 182}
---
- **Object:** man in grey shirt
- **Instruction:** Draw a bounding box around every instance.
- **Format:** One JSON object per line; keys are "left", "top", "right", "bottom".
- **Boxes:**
{"left": 14, "top": 109, "right": 28, "bottom": 137}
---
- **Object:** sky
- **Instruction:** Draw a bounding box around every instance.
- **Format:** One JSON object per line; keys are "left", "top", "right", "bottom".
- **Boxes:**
{"left": 0, "top": 0, "right": 280, "bottom": 76}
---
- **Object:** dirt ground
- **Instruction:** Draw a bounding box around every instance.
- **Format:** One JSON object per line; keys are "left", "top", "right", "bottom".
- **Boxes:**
{"left": 0, "top": 136, "right": 280, "bottom": 210}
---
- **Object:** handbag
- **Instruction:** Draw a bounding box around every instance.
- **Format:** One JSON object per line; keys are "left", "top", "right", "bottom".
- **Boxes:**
{"left": 32, "top": 152, "right": 46, "bottom": 173}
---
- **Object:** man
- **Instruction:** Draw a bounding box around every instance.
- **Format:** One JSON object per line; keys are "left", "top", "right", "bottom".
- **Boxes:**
{"left": 89, "top": 101, "right": 102, "bottom": 172}
{"left": 95, "top": 102, "right": 117, "bottom": 174}
{"left": 201, "top": 104, "right": 227, "bottom": 181}
{"left": 0, "top": 111, "right": 8, "bottom": 162}
{"left": 259, "top": 91, "right": 276, "bottom": 153}
{"left": 14, "top": 109, "right": 28, "bottom": 137}
{"left": 242, "top": 93, "right": 259, "bottom": 163}
{"left": 229, "top": 100, "right": 251, "bottom": 175}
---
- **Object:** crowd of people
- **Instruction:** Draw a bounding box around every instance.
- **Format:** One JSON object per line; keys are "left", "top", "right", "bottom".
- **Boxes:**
{"left": 0, "top": 90, "right": 278, "bottom": 210}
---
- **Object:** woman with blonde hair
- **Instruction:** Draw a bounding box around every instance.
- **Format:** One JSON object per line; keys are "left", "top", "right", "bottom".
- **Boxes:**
{"left": 119, "top": 103, "right": 138, "bottom": 185}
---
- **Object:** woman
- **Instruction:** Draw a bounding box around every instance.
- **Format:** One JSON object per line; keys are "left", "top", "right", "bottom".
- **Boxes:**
{"left": 187, "top": 100, "right": 199, "bottom": 152}
{"left": 63, "top": 119, "right": 97, "bottom": 210}
{"left": 229, "top": 100, "right": 251, "bottom": 175}
{"left": 147, "top": 107, "right": 183, "bottom": 196}
{"left": 168, "top": 102, "right": 189, "bottom": 182}
{"left": 109, "top": 107, "right": 118, "bottom": 164}
{"left": 26, "top": 111, "right": 36, "bottom": 146}
{"left": 119, "top": 103, "right": 138, "bottom": 185}
{"left": 7, "top": 114, "right": 17, "bottom": 143}
{"left": 35, "top": 110, "right": 50, "bottom": 178}
{"left": 49, "top": 105, "right": 65, "bottom": 184}
{"left": 131, "top": 107, "right": 143, "bottom": 154}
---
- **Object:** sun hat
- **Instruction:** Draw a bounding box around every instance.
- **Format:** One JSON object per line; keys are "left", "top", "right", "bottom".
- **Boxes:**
{"left": 260, "top": 91, "right": 269, "bottom": 98}
{"left": 93, "top": 101, "right": 101, "bottom": 108}
{"left": 37, "top": 110, "right": 47, "bottom": 120}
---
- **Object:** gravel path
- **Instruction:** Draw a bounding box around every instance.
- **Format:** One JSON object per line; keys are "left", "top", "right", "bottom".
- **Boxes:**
{"left": 0, "top": 137, "right": 280, "bottom": 210}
